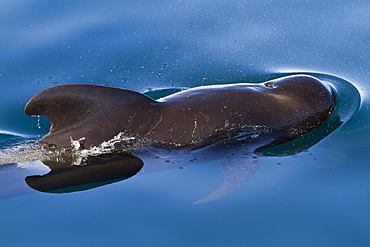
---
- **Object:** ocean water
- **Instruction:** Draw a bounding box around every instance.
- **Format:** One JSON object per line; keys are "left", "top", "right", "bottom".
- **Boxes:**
{"left": 1, "top": 1, "right": 370, "bottom": 246}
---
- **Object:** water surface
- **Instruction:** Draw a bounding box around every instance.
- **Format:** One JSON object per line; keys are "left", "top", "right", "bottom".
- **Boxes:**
{"left": 1, "top": 1, "right": 369, "bottom": 246}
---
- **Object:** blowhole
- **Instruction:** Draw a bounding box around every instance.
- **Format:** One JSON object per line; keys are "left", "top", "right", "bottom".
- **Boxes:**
{"left": 264, "top": 82, "right": 274, "bottom": 88}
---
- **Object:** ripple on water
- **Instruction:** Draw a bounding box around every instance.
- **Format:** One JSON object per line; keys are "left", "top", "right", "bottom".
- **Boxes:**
{"left": 261, "top": 72, "right": 361, "bottom": 156}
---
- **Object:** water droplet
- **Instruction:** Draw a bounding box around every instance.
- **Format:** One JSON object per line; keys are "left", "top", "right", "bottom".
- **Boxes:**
{"left": 36, "top": 115, "right": 41, "bottom": 129}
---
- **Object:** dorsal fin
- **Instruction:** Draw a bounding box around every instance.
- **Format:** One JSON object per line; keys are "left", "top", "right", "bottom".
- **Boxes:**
{"left": 25, "top": 84, "right": 158, "bottom": 148}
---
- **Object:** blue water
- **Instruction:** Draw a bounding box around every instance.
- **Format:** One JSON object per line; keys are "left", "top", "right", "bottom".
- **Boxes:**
{"left": 1, "top": 1, "right": 370, "bottom": 246}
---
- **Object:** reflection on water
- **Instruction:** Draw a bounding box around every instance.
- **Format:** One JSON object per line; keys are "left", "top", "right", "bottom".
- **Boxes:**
{"left": 26, "top": 153, "right": 143, "bottom": 193}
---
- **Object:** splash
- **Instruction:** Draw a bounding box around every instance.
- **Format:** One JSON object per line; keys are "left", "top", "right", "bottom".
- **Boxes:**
{"left": 0, "top": 131, "right": 147, "bottom": 166}
{"left": 69, "top": 133, "right": 142, "bottom": 166}
{"left": 0, "top": 125, "right": 273, "bottom": 166}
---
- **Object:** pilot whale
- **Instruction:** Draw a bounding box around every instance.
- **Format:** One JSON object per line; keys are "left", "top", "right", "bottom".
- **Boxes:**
{"left": 24, "top": 75, "right": 336, "bottom": 203}
{"left": 25, "top": 75, "right": 335, "bottom": 149}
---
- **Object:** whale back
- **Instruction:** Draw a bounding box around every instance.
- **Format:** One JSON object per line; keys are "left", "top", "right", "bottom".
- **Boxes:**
{"left": 153, "top": 75, "right": 336, "bottom": 146}
{"left": 25, "top": 76, "right": 336, "bottom": 149}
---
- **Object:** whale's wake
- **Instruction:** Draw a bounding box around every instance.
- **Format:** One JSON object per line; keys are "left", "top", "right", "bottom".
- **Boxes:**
{"left": 0, "top": 141, "right": 48, "bottom": 165}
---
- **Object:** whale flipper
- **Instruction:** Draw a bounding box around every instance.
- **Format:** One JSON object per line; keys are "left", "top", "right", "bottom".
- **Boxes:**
{"left": 194, "top": 155, "right": 258, "bottom": 204}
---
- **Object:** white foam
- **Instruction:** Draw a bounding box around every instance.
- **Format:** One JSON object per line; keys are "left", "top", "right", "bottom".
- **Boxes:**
{"left": 69, "top": 132, "right": 138, "bottom": 166}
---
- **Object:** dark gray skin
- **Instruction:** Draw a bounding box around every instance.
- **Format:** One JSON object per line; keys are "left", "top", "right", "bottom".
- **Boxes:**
{"left": 21, "top": 74, "right": 337, "bottom": 203}
{"left": 25, "top": 75, "right": 336, "bottom": 149}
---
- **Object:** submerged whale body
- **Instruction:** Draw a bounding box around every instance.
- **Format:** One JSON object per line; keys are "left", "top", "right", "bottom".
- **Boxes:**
{"left": 24, "top": 75, "right": 337, "bottom": 203}
{"left": 25, "top": 75, "right": 336, "bottom": 149}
